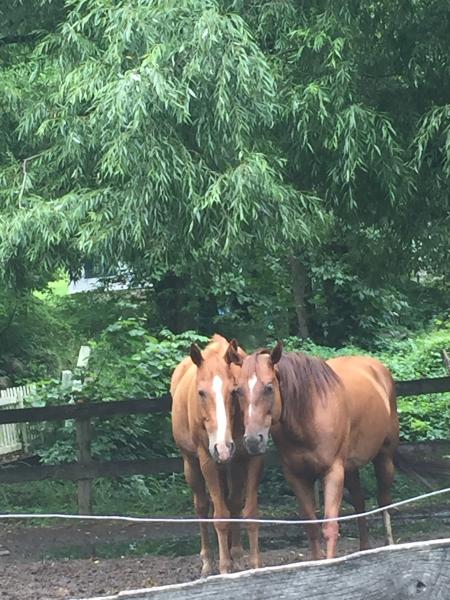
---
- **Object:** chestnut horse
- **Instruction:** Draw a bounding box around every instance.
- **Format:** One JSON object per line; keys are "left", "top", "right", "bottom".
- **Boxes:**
{"left": 233, "top": 342, "right": 399, "bottom": 559}
{"left": 171, "top": 335, "right": 264, "bottom": 575}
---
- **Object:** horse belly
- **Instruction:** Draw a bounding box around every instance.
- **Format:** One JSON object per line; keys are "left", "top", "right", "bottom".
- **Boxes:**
{"left": 347, "top": 407, "right": 394, "bottom": 466}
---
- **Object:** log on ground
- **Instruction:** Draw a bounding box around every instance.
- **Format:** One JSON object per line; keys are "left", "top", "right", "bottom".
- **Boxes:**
{"left": 75, "top": 538, "right": 450, "bottom": 600}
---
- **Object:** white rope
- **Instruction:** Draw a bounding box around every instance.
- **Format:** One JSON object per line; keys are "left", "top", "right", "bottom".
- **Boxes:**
{"left": 0, "top": 487, "right": 448, "bottom": 525}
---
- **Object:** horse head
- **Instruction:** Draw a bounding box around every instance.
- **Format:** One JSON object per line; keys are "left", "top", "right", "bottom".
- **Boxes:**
{"left": 231, "top": 341, "right": 283, "bottom": 455}
{"left": 190, "top": 338, "right": 243, "bottom": 463}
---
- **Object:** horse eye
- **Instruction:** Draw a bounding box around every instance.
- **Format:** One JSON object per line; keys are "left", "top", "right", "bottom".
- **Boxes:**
{"left": 198, "top": 390, "right": 207, "bottom": 399}
{"left": 263, "top": 384, "right": 274, "bottom": 394}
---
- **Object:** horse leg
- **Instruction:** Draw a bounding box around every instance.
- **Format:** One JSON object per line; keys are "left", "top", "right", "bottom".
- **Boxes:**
{"left": 345, "top": 469, "right": 370, "bottom": 551}
{"left": 199, "top": 452, "right": 232, "bottom": 574}
{"left": 322, "top": 461, "right": 345, "bottom": 559}
{"left": 242, "top": 455, "right": 264, "bottom": 569}
{"left": 373, "top": 451, "right": 395, "bottom": 545}
{"left": 183, "top": 456, "right": 213, "bottom": 576}
{"left": 283, "top": 467, "right": 322, "bottom": 560}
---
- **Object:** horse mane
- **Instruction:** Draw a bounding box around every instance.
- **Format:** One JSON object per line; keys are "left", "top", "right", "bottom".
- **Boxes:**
{"left": 275, "top": 352, "right": 341, "bottom": 429}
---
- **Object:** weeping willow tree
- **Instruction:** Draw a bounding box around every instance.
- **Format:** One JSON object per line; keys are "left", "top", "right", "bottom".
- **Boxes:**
{"left": 0, "top": 0, "right": 449, "bottom": 340}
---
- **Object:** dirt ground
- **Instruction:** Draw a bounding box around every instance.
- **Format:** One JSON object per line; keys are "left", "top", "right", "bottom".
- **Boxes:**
{"left": 0, "top": 512, "right": 448, "bottom": 600}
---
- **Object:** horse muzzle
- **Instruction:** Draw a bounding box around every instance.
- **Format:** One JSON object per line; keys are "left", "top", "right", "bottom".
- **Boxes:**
{"left": 211, "top": 441, "right": 235, "bottom": 463}
{"left": 244, "top": 434, "right": 267, "bottom": 455}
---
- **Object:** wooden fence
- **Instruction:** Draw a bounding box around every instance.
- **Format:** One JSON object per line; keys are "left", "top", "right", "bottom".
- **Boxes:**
{"left": 76, "top": 538, "right": 450, "bottom": 600}
{"left": 0, "top": 376, "right": 449, "bottom": 514}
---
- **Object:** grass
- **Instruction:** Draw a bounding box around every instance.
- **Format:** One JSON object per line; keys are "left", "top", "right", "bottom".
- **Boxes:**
{"left": 0, "top": 468, "right": 444, "bottom": 524}
{"left": 45, "top": 537, "right": 201, "bottom": 561}
{"left": 0, "top": 474, "right": 193, "bottom": 520}
{"left": 41, "top": 511, "right": 450, "bottom": 561}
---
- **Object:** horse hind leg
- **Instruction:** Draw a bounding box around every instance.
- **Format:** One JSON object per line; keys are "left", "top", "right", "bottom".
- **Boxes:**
{"left": 283, "top": 467, "right": 322, "bottom": 560}
{"left": 183, "top": 457, "right": 214, "bottom": 576}
{"left": 344, "top": 469, "right": 370, "bottom": 551}
{"left": 373, "top": 452, "right": 395, "bottom": 546}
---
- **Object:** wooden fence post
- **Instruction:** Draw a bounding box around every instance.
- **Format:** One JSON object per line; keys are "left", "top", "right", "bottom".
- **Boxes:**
{"left": 76, "top": 416, "right": 93, "bottom": 515}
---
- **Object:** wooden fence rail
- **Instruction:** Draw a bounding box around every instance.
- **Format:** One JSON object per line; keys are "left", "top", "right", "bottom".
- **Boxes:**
{"left": 0, "top": 377, "right": 448, "bottom": 427}
{"left": 0, "top": 376, "right": 448, "bottom": 514}
{"left": 76, "top": 538, "right": 450, "bottom": 600}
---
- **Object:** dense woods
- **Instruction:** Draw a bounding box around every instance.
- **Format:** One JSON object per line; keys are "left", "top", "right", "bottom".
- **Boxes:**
{"left": 0, "top": 1, "right": 448, "bottom": 513}
{"left": 1, "top": 0, "right": 449, "bottom": 344}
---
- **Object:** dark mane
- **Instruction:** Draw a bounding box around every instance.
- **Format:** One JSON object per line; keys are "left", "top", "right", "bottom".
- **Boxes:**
{"left": 277, "top": 352, "right": 341, "bottom": 430}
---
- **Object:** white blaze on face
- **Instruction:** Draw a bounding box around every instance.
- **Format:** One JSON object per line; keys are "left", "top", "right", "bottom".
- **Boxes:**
{"left": 212, "top": 375, "right": 227, "bottom": 445}
{"left": 248, "top": 374, "right": 258, "bottom": 418}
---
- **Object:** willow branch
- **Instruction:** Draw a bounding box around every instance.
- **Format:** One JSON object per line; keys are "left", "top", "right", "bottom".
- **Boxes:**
{"left": 18, "top": 151, "right": 45, "bottom": 207}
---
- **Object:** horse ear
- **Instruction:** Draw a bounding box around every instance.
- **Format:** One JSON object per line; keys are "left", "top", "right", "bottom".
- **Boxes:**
{"left": 270, "top": 340, "right": 283, "bottom": 365}
{"left": 190, "top": 343, "right": 204, "bottom": 367}
{"left": 225, "top": 339, "right": 243, "bottom": 366}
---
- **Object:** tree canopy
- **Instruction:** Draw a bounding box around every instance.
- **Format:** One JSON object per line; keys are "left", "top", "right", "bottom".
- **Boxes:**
{"left": 0, "top": 0, "right": 449, "bottom": 344}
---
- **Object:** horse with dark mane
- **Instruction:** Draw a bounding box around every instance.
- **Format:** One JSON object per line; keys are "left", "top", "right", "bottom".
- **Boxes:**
{"left": 232, "top": 342, "right": 399, "bottom": 559}
{"left": 171, "top": 335, "right": 264, "bottom": 575}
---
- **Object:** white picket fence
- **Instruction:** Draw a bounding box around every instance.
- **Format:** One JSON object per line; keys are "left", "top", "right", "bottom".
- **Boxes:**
{"left": 0, "top": 346, "right": 91, "bottom": 459}
{"left": 0, "top": 385, "right": 36, "bottom": 458}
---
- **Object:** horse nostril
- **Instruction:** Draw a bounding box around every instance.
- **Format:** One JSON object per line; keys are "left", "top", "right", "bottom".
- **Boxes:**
{"left": 213, "top": 444, "right": 219, "bottom": 455}
{"left": 229, "top": 441, "right": 235, "bottom": 455}
{"left": 258, "top": 434, "right": 263, "bottom": 443}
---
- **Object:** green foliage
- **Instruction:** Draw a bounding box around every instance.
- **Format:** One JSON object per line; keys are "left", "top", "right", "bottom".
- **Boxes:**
{"left": 0, "top": 289, "right": 76, "bottom": 381}
{"left": 32, "top": 326, "right": 209, "bottom": 464}
{"left": 0, "top": 0, "right": 448, "bottom": 349}
{"left": 0, "top": 473, "right": 192, "bottom": 517}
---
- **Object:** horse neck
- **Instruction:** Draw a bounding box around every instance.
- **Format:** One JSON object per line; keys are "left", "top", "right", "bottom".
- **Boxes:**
{"left": 276, "top": 381, "right": 321, "bottom": 446}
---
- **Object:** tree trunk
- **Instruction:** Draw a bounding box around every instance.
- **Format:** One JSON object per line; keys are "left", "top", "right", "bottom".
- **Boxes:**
{"left": 290, "top": 256, "right": 310, "bottom": 339}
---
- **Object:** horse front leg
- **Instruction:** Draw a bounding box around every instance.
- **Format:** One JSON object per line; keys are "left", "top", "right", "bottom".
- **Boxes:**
{"left": 199, "top": 450, "right": 232, "bottom": 574}
{"left": 283, "top": 466, "right": 322, "bottom": 560}
{"left": 183, "top": 456, "right": 213, "bottom": 576}
{"left": 227, "top": 461, "right": 247, "bottom": 571}
{"left": 242, "top": 454, "right": 264, "bottom": 569}
{"left": 322, "top": 461, "right": 345, "bottom": 559}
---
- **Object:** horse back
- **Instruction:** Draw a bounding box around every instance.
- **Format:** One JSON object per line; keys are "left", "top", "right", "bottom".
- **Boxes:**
{"left": 327, "top": 356, "right": 399, "bottom": 463}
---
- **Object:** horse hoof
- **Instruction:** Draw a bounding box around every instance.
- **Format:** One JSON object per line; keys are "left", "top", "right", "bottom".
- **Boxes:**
{"left": 232, "top": 559, "right": 245, "bottom": 572}
{"left": 201, "top": 563, "right": 213, "bottom": 578}
{"left": 219, "top": 561, "right": 233, "bottom": 574}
